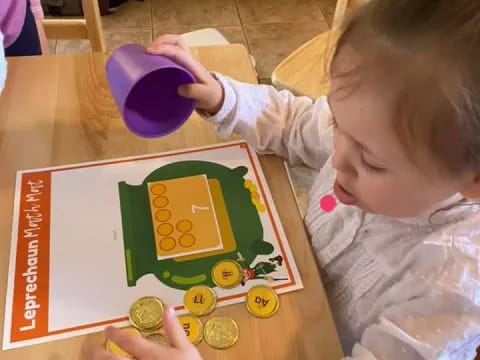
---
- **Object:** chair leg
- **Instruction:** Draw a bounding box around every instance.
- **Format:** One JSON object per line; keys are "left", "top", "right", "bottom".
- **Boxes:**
{"left": 81, "top": 0, "right": 106, "bottom": 52}
{"left": 332, "top": 0, "right": 349, "bottom": 29}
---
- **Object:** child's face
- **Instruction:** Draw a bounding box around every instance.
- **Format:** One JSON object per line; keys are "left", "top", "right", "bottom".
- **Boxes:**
{"left": 328, "top": 76, "right": 469, "bottom": 218}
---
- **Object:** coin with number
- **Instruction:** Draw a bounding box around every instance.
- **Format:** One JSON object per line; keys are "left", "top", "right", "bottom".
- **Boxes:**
{"left": 246, "top": 285, "right": 279, "bottom": 318}
{"left": 129, "top": 296, "right": 165, "bottom": 331}
{"left": 146, "top": 333, "right": 170, "bottom": 347}
{"left": 106, "top": 327, "right": 142, "bottom": 357}
{"left": 203, "top": 317, "right": 239, "bottom": 349}
{"left": 211, "top": 260, "right": 243, "bottom": 289}
{"left": 178, "top": 314, "right": 204, "bottom": 345}
{"left": 184, "top": 285, "right": 217, "bottom": 316}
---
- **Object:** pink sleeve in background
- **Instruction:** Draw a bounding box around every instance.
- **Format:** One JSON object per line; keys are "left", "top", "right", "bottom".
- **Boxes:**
{"left": 0, "top": 0, "right": 27, "bottom": 48}
{"left": 30, "top": 0, "right": 44, "bottom": 20}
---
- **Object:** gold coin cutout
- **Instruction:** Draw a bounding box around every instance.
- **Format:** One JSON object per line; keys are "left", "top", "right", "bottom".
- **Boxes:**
{"left": 146, "top": 333, "right": 170, "bottom": 347}
{"left": 179, "top": 234, "right": 196, "bottom": 248}
{"left": 106, "top": 327, "right": 141, "bottom": 357}
{"left": 159, "top": 237, "right": 176, "bottom": 251}
{"left": 177, "top": 219, "right": 193, "bottom": 233}
{"left": 155, "top": 209, "right": 172, "bottom": 222}
{"left": 204, "top": 317, "right": 239, "bottom": 349}
{"left": 129, "top": 296, "right": 165, "bottom": 331}
{"left": 211, "top": 260, "right": 243, "bottom": 289}
{"left": 150, "top": 183, "right": 166, "bottom": 195}
{"left": 184, "top": 285, "right": 217, "bottom": 316}
{"left": 157, "top": 223, "right": 174, "bottom": 236}
{"left": 178, "top": 314, "right": 204, "bottom": 345}
{"left": 153, "top": 196, "right": 169, "bottom": 208}
{"left": 246, "top": 285, "right": 279, "bottom": 318}
{"left": 257, "top": 204, "right": 266, "bottom": 213}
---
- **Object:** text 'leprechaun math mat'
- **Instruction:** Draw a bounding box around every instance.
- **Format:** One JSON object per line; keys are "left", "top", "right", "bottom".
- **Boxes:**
{"left": 3, "top": 141, "right": 303, "bottom": 350}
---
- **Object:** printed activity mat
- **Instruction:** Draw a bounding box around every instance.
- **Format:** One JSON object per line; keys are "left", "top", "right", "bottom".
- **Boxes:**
{"left": 3, "top": 141, "right": 303, "bottom": 349}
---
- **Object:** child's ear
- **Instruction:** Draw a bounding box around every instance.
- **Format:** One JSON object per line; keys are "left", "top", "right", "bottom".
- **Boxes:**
{"left": 460, "top": 173, "right": 480, "bottom": 199}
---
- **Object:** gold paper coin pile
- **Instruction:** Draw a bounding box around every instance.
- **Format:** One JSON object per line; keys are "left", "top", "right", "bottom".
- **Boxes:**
{"left": 210, "top": 259, "right": 280, "bottom": 319}
{"left": 107, "top": 259, "right": 281, "bottom": 356}
{"left": 129, "top": 296, "right": 165, "bottom": 331}
{"left": 204, "top": 317, "right": 239, "bottom": 349}
{"left": 106, "top": 296, "right": 171, "bottom": 357}
{"left": 146, "top": 333, "right": 170, "bottom": 347}
{"left": 244, "top": 179, "right": 266, "bottom": 213}
{"left": 106, "top": 326, "right": 143, "bottom": 357}
{"left": 178, "top": 259, "right": 280, "bottom": 351}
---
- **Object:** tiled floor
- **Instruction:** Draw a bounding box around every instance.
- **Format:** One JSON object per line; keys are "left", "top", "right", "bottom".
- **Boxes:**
{"left": 49, "top": 0, "right": 333, "bottom": 82}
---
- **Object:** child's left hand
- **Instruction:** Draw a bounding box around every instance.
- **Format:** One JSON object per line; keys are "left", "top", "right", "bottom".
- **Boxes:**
{"left": 83, "top": 306, "right": 204, "bottom": 360}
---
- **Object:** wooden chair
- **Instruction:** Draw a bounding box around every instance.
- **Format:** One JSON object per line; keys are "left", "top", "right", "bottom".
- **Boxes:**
{"left": 271, "top": 0, "right": 369, "bottom": 98}
{"left": 42, "top": 0, "right": 106, "bottom": 52}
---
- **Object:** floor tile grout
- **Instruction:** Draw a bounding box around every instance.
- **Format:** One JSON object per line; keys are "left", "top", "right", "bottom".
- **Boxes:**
{"left": 239, "top": 19, "right": 329, "bottom": 27}
{"left": 314, "top": 0, "right": 334, "bottom": 26}
{"left": 109, "top": 21, "right": 328, "bottom": 33}
{"left": 149, "top": 0, "right": 154, "bottom": 41}
{"left": 103, "top": 26, "right": 153, "bottom": 31}
{"left": 312, "top": 0, "right": 329, "bottom": 24}
{"left": 54, "top": 0, "right": 332, "bottom": 79}
{"left": 232, "top": 0, "right": 253, "bottom": 54}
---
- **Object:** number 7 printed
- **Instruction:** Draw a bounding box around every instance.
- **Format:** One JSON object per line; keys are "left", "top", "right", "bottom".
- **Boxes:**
{"left": 191, "top": 205, "right": 209, "bottom": 214}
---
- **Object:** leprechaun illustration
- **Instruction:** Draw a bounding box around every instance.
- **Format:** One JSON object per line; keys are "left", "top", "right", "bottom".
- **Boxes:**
{"left": 237, "top": 254, "right": 286, "bottom": 285}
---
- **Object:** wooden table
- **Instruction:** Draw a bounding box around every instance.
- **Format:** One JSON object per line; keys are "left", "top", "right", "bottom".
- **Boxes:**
{"left": 0, "top": 44, "right": 343, "bottom": 360}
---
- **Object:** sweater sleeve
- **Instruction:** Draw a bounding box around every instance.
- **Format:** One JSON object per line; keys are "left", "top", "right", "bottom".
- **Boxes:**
{"left": 29, "top": 0, "right": 44, "bottom": 20}
{"left": 201, "top": 73, "right": 334, "bottom": 170}
{"left": 345, "top": 293, "right": 480, "bottom": 360}
{"left": 0, "top": 30, "right": 7, "bottom": 93}
{"left": 345, "top": 213, "right": 480, "bottom": 360}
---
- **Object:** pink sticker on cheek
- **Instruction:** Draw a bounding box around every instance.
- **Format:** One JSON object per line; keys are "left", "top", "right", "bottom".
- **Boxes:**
{"left": 320, "top": 195, "right": 336, "bottom": 212}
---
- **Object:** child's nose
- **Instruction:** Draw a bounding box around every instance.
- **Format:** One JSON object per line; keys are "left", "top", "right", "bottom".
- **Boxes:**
{"left": 332, "top": 152, "right": 355, "bottom": 175}
{"left": 332, "top": 132, "right": 357, "bottom": 176}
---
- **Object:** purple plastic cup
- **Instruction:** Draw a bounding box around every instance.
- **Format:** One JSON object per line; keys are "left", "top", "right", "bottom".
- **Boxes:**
{"left": 106, "top": 44, "right": 196, "bottom": 138}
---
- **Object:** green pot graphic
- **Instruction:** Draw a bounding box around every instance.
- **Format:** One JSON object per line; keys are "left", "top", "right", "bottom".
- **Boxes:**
{"left": 118, "top": 161, "right": 274, "bottom": 290}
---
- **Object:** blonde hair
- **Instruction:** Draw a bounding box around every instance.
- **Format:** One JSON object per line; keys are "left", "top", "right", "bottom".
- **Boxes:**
{"left": 330, "top": 0, "right": 480, "bottom": 176}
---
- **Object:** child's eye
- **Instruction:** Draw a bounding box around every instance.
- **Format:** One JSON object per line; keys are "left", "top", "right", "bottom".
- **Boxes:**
{"left": 361, "top": 155, "right": 385, "bottom": 173}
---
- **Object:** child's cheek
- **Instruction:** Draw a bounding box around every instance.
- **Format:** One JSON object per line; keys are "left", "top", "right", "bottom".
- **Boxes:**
{"left": 361, "top": 181, "right": 396, "bottom": 213}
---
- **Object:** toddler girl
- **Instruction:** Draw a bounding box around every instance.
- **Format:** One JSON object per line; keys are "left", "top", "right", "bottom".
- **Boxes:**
{"left": 85, "top": 0, "right": 480, "bottom": 358}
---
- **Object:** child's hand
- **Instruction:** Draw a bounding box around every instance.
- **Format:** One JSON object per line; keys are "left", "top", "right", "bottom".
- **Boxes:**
{"left": 83, "top": 306, "right": 204, "bottom": 360}
{"left": 147, "top": 35, "right": 224, "bottom": 115}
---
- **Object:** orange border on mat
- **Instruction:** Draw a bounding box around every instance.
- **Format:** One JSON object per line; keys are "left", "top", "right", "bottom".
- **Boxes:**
{"left": 9, "top": 142, "right": 296, "bottom": 343}
{"left": 10, "top": 171, "right": 51, "bottom": 342}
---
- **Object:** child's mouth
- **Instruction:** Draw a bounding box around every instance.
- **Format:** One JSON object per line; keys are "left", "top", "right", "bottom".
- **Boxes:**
{"left": 334, "top": 180, "right": 357, "bottom": 205}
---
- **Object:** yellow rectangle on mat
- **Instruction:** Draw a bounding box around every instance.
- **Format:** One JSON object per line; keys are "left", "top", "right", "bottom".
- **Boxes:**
{"left": 147, "top": 175, "right": 223, "bottom": 260}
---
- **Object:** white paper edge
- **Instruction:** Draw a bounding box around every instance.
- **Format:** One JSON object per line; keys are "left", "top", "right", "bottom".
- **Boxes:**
{"left": 14, "top": 141, "right": 249, "bottom": 175}
{"left": 246, "top": 147, "right": 304, "bottom": 290}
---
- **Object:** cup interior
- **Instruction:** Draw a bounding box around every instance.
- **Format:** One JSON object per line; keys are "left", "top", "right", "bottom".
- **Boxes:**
{"left": 124, "top": 67, "right": 196, "bottom": 137}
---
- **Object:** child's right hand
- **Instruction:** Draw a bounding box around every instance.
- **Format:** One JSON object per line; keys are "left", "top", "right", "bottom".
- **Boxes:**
{"left": 83, "top": 306, "right": 204, "bottom": 360}
{"left": 147, "top": 35, "right": 225, "bottom": 115}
